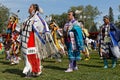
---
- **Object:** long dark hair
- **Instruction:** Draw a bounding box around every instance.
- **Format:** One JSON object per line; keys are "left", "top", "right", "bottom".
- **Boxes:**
{"left": 32, "top": 4, "right": 39, "bottom": 12}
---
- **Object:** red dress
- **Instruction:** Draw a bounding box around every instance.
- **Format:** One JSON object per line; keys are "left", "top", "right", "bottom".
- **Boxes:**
{"left": 27, "top": 32, "right": 41, "bottom": 73}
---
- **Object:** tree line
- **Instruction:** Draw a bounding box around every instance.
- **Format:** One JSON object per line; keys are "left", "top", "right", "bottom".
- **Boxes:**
{"left": 0, "top": 4, "right": 9, "bottom": 33}
{"left": 0, "top": 3, "right": 120, "bottom": 33}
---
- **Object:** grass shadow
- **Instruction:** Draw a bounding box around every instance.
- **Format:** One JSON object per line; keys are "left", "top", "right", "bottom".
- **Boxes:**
{"left": 0, "top": 60, "right": 10, "bottom": 65}
{"left": 79, "top": 63, "right": 103, "bottom": 68}
{"left": 91, "top": 57, "right": 101, "bottom": 60}
{"left": 0, "top": 57, "right": 4, "bottom": 59}
{"left": 43, "top": 60, "right": 55, "bottom": 63}
{"left": 2, "top": 69, "right": 24, "bottom": 77}
{"left": 44, "top": 65, "right": 66, "bottom": 71}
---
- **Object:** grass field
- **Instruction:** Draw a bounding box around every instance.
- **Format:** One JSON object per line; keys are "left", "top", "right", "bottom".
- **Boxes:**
{"left": 0, "top": 51, "right": 120, "bottom": 80}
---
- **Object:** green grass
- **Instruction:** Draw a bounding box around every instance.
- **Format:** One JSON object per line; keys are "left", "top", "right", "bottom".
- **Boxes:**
{"left": 0, "top": 51, "right": 120, "bottom": 80}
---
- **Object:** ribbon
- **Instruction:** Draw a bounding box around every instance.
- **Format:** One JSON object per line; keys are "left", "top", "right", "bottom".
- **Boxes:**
{"left": 32, "top": 25, "right": 45, "bottom": 45}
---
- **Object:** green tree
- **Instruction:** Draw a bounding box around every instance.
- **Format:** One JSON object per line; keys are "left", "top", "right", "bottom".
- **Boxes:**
{"left": 51, "top": 12, "right": 67, "bottom": 28}
{"left": 89, "top": 22, "right": 98, "bottom": 32}
{"left": 115, "top": 22, "right": 120, "bottom": 29}
{"left": 0, "top": 3, "right": 9, "bottom": 33}
{"left": 76, "top": 5, "right": 100, "bottom": 31}
{"left": 109, "top": 7, "right": 114, "bottom": 23}
{"left": 114, "top": 5, "right": 120, "bottom": 29}
{"left": 50, "top": 5, "right": 100, "bottom": 32}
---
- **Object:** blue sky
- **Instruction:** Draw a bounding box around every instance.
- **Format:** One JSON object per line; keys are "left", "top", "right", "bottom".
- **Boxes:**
{"left": 0, "top": 0, "right": 120, "bottom": 24}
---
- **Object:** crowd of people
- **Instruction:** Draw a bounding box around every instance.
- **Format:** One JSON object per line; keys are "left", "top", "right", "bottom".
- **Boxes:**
{"left": 0, "top": 3, "right": 120, "bottom": 78}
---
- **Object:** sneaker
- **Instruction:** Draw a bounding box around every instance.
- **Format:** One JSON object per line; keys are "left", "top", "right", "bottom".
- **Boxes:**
{"left": 104, "top": 65, "right": 108, "bottom": 69}
{"left": 57, "top": 59, "right": 62, "bottom": 62}
{"left": 73, "top": 67, "right": 78, "bottom": 70}
{"left": 65, "top": 68, "right": 73, "bottom": 72}
{"left": 84, "top": 58, "right": 89, "bottom": 61}
{"left": 11, "top": 62, "right": 15, "bottom": 65}
{"left": 100, "top": 57, "right": 103, "bottom": 59}
{"left": 25, "top": 75, "right": 32, "bottom": 78}
{"left": 112, "top": 64, "right": 116, "bottom": 68}
{"left": 33, "top": 72, "right": 42, "bottom": 77}
{"left": 18, "top": 57, "right": 21, "bottom": 60}
{"left": 84, "top": 56, "right": 90, "bottom": 61}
